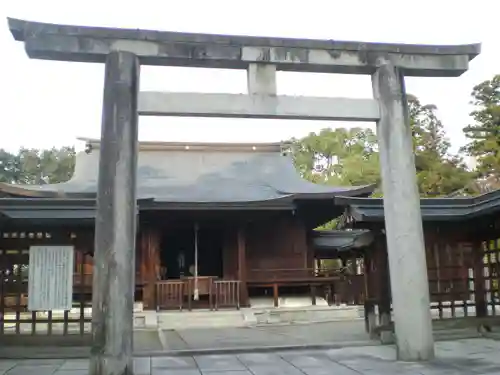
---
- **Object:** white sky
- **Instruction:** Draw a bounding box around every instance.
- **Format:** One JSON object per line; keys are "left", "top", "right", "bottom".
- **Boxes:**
{"left": 0, "top": 0, "right": 497, "bottom": 154}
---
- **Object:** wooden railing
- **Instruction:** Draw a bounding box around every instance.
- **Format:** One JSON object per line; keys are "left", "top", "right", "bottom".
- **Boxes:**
{"left": 152, "top": 267, "right": 364, "bottom": 310}
{"left": 0, "top": 244, "right": 93, "bottom": 342}
{"left": 247, "top": 267, "right": 364, "bottom": 307}
{"left": 248, "top": 267, "right": 348, "bottom": 281}
{"left": 156, "top": 281, "right": 184, "bottom": 310}
{"left": 212, "top": 280, "right": 240, "bottom": 310}
{"left": 154, "top": 279, "right": 241, "bottom": 311}
{"left": 334, "top": 274, "right": 365, "bottom": 305}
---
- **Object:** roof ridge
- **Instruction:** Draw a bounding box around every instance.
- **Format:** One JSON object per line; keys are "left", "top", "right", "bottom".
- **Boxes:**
{"left": 77, "top": 137, "right": 288, "bottom": 153}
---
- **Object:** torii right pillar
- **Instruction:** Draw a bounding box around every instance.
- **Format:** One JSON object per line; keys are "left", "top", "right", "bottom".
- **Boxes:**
{"left": 372, "top": 60, "right": 434, "bottom": 361}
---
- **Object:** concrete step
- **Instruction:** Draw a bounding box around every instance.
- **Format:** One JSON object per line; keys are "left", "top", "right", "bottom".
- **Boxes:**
{"left": 253, "top": 306, "right": 363, "bottom": 325}
{"left": 157, "top": 310, "right": 248, "bottom": 330}
{"left": 434, "top": 328, "right": 482, "bottom": 341}
{"left": 138, "top": 305, "right": 365, "bottom": 330}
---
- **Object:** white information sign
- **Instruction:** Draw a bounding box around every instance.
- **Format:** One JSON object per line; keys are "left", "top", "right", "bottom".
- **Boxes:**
{"left": 28, "top": 245, "right": 74, "bottom": 311}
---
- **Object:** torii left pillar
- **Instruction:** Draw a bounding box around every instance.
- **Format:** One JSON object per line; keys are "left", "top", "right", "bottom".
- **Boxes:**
{"left": 90, "top": 51, "right": 140, "bottom": 375}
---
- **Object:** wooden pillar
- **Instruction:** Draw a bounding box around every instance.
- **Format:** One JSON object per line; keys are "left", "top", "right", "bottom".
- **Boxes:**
{"left": 237, "top": 226, "right": 249, "bottom": 307}
{"left": 140, "top": 228, "right": 161, "bottom": 310}
{"left": 363, "top": 247, "right": 377, "bottom": 338}
{"left": 375, "top": 233, "right": 392, "bottom": 343}
{"left": 89, "top": 51, "right": 140, "bottom": 375}
{"left": 473, "top": 240, "right": 487, "bottom": 318}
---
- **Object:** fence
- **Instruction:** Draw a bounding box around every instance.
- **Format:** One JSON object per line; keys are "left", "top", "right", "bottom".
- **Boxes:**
{"left": 247, "top": 264, "right": 365, "bottom": 307}
{"left": 0, "top": 230, "right": 91, "bottom": 345}
{"left": 155, "top": 278, "right": 241, "bottom": 311}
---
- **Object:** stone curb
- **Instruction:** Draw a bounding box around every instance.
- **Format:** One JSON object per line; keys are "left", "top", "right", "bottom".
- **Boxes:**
{"left": 137, "top": 340, "right": 381, "bottom": 357}
{"left": 0, "top": 330, "right": 486, "bottom": 360}
{"left": 0, "top": 340, "right": 380, "bottom": 360}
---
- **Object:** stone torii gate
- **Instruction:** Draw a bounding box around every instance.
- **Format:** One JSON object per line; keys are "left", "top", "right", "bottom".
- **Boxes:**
{"left": 7, "top": 17, "right": 480, "bottom": 373}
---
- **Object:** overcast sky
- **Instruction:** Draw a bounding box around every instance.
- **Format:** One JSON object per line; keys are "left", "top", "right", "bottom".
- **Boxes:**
{"left": 0, "top": 0, "right": 497, "bottom": 153}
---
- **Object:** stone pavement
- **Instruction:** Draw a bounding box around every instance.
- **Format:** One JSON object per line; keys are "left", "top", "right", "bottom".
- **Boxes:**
{"left": 160, "top": 320, "right": 372, "bottom": 351}
{"left": 1, "top": 320, "right": 483, "bottom": 360}
{"left": 0, "top": 321, "right": 376, "bottom": 359}
{"left": 2, "top": 338, "right": 500, "bottom": 374}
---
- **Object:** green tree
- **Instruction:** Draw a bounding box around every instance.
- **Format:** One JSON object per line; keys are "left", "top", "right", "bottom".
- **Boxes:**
{"left": 0, "top": 147, "right": 75, "bottom": 185}
{"left": 409, "top": 96, "right": 475, "bottom": 197}
{"left": 289, "top": 127, "right": 380, "bottom": 188}
{"left": 289, "top": 95, "right": 475, "bottom": 205}
{"left": 462, "top": 74, "right": 500, "bottom": 178}
{"left": 0, "top": 149, "right": 22, "bottom": 183}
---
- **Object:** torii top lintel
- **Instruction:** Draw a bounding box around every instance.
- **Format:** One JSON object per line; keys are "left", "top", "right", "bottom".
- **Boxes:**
{"left": 7, "top": 17, "right": 480, "bottom": 77}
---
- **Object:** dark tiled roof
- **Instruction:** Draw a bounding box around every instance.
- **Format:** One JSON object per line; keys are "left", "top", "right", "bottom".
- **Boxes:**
{"left": 0, "top": 140, "right": 374, "bottom": 208}
{"left": 335, "top": 190, "right": 500, "bottom": 222}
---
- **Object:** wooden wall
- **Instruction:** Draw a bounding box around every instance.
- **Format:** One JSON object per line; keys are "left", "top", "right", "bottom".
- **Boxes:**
{"left": 245, "top": 215, "right": 310, "bottom": 280}
{"left": 219, "top": 215, "right": 312, "bottom": 281}
{"left": 424, "top": 240, "right": 473, "bottom": 303}
{"left": 75, "top": 251, "right": 93, "bottom": 275}
{"left": 135, "top": 214, "right": 312, "bottom": 307}
{"left": 366, "top": 227, "right": 487, "bottom": 309}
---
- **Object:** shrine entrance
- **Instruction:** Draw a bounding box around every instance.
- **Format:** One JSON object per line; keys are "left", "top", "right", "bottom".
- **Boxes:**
{"left": 160, "top": 221, "right": 224, "bottom": 280}
{"left": 155, "top": 220, "right": 237, "bottom": 310}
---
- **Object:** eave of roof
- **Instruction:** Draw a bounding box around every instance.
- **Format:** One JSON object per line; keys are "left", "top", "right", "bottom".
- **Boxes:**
{"left": 0, "top": 198, "right": 103, "bottom": 221}
{"left": 335, "top": 189, "right": 500, "bottom": 222}
{"left": 0, "top": 196, "right": 298, "bottom": 221}
{"left": 79, "top": 137, "right": 288, "bottom": 153}
{"left": 312, "top": 229, "right": 374, "bottom": 251}
{"left": 0, "top": 186, "right": 380, "bottom": 221}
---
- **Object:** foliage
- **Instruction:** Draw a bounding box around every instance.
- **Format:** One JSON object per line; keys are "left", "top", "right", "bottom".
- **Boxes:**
{"left": 288, "top": 94, "right": 476, "bottom": 217}
{"left": 319, "top": 258, "right": 342, "bottom": 270}
{"left": 0, "top": 149, "right": 20, "bottom": 184}
{"left": 462, "top": 74, "right": 500, "bottom": 179}
{"left": 288, "top": 127, "right": 381, "bottom": 189}
{"left": 0, "top": 147, "right": 75, "bottom": 185}
{"left": 409, "top": 96, "right": 475, "bottom": 197}
{"left": 316, "top": 219, "right": 339, "bottom": 231}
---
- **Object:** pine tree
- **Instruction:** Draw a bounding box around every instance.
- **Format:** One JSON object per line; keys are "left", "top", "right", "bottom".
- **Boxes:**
{"left": 462, "top": 74, "right": 500, "bottom": 178}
